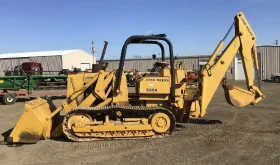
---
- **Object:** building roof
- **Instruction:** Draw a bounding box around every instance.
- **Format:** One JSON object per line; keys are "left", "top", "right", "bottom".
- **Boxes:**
{"left": 0, "top": 49, "right": 80, "bottom": 59}
{"left": 257, "top": 45, "right": 280, "bottom": 48}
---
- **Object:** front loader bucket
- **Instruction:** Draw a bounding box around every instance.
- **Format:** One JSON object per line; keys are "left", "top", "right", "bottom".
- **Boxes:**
{"left": 6, "top": 97, "right": 56, "bottom": 144}
{"left": 222, "top": 85, "right": 255, "bottom": 107}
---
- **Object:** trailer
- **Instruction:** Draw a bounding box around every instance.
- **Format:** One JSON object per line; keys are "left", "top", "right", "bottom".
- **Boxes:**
{"left": 0, "top": 74, "right": 67, "bottom": 105}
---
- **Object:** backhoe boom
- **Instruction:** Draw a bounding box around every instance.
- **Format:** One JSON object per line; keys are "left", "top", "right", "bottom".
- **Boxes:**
{"left": 198, "top": 12, "right": 265, "bottom": 117}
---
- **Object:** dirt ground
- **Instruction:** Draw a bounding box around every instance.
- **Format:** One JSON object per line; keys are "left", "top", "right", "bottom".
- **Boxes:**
{"left": 0, "top": 80, "right": 280, "bottom": 165}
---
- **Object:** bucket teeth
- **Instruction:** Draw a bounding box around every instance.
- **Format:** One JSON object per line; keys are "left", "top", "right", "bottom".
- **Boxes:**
{"left": 6, "top": 133, "right": 41, "bottom": 144}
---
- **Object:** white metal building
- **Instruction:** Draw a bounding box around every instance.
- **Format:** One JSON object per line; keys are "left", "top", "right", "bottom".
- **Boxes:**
{"left": 0, "top": 50, "right": 96, "bottom": 76}
{"left": 233, "top": 46, "right": 280, "bottom": 80}
{"left": 233, "top": 54, "right": 260, "bottom": 80}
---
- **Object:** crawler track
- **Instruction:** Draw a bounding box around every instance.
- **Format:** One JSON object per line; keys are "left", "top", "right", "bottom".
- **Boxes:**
{"left": 62, "top": 105, "right": 176, "bottom": 142}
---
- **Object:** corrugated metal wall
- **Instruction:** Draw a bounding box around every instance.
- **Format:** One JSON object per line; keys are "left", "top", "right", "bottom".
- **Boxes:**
{"left": 34, "top": 56, "right": 63, "bottom": 74}
{"left": 102, "top": 55, "right": 235, "bottom": 79}
{"left": 0, "top": 58, "right": 30, "bottom": 76}
{"left": 104, "top": 57, "right": 200, "bottom": 71}
{"left": 0, "top": 55, "right": 63, "bottom": 76}
{"left": 257, "top": 46, "right": 280, "bottom": 80}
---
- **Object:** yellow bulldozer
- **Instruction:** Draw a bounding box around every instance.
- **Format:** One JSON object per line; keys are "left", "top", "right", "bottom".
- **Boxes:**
{"left": 6, "top": 12, "right": 265, "bottom": 144}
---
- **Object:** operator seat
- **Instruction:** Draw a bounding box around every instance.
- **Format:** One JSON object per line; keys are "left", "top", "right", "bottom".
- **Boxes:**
{"left": 154, "top": 61, "right": 168, "bottom": 68}
{"left": 142, "top": 61, "right": 169, "bottom": 77}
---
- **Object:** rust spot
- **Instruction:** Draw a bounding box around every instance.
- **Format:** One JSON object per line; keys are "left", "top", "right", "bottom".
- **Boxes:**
{"left": 16, "top": 132, "right": 41, "bottom": 144}
{"left": 117, "top": 102, "right": 130, "bottom": 105}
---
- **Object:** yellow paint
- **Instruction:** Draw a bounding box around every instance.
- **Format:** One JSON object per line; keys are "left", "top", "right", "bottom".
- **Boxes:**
{"left": 198, "top": 12, "right": 265, "bottom": 118}
{"left": 7, "top": 12, "right": 265, "bottom": 144}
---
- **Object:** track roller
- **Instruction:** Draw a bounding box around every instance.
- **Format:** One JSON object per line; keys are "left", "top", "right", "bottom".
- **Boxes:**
{"left": 62, "top": 106, "right": 176, "bottom": 142}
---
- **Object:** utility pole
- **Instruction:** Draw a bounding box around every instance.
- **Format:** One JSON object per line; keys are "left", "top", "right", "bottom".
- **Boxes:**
{"left": 90, "top": 40, "right": 96, "bottom": 64}
{"left": 274, "top": 40, "right": 278, "bottom": 46}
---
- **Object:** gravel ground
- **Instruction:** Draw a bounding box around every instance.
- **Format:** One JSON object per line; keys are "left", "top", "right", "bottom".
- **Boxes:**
{"left": 0, "top": 80, "right": 280, "bottom": 165}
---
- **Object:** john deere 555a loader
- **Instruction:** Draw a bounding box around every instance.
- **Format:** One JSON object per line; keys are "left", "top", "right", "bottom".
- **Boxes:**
{"left": 7, "top": 12, "right": 264, "bottom": 144}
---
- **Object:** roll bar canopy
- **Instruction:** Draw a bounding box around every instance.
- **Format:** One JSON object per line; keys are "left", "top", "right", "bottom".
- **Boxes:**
{"left": 115, "top": 34, "right": 176, "bottom": 102}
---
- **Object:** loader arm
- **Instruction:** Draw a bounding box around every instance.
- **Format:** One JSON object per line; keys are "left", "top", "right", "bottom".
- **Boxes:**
{"left": 6, "top": 70, "right": 116, "bottom": 144}
{"left": 198, "top": 12, "right": 265, "bottom": 117}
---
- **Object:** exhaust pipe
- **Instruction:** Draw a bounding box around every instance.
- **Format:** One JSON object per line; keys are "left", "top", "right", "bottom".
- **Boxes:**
{"left": 92, "top": 41, "right": 108, "bottom": 73}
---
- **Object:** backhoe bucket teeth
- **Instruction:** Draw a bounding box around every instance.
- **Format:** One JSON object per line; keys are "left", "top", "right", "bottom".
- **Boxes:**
{"left": 222, "top": 85, "right": 255, "bottom": 107}
{"left": 6, "top": 97, "right": 56, "bottom": 144}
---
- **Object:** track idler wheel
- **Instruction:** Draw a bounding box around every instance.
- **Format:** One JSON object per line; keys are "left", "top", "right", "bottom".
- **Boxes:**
{"left": 150, "top": 112, "right": 171, "bottom": 134}
{"left": 67, "top": 114, "right": 92, "bottom": 130}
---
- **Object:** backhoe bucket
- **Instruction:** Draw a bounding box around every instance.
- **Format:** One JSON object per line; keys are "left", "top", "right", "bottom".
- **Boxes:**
{"left": 223, "top": 85, "right": 255, "bottom": 107}
{"left": 6, "top": 97, "right": 56, "bottom": 144}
